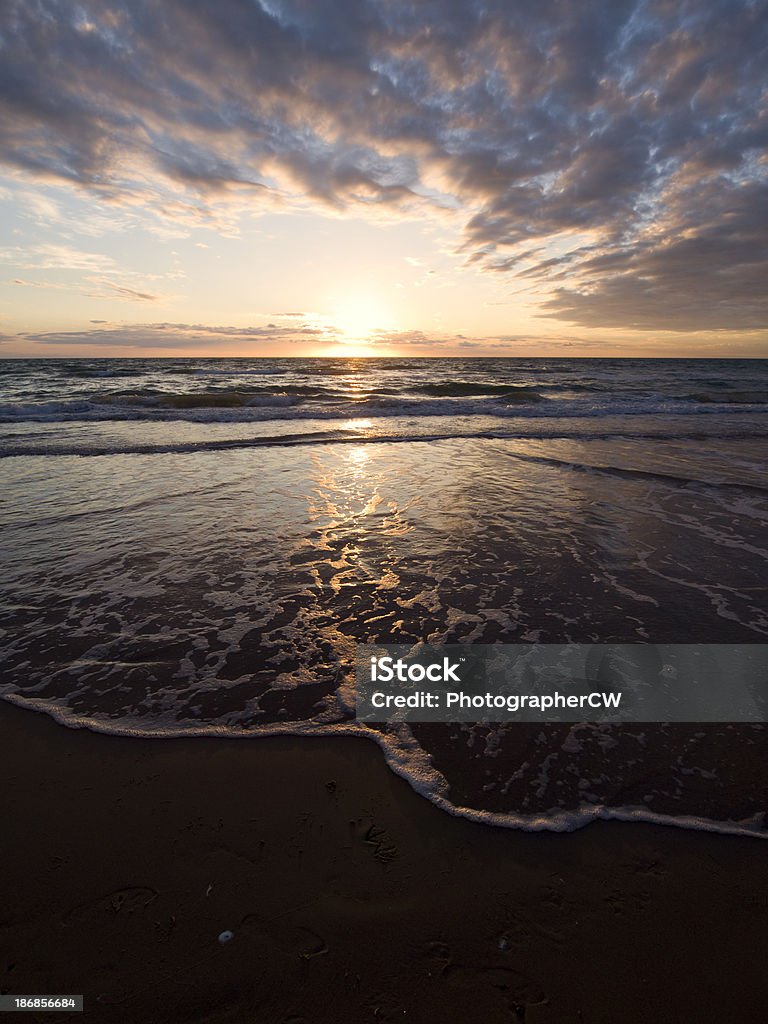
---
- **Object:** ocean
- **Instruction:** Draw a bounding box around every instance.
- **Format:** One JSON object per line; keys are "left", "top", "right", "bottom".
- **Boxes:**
{"left": 1, "top": 357, "right": 767, "bottom": 836}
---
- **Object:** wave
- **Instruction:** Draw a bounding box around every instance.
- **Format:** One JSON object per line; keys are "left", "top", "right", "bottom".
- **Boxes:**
{"left": 3, "top": 692, "right": 765, "bottom": 840}
{"left": 4, "top": 427, "right": 768, "bottom": 475}
{"left": 391, "top": 382, "right": 544, "bottom": 398}
{"left": 0, "top": 394, "right": 543, "bottom": 423}
{"left": 3, "top": 389, "right": 768, "bottom": 424}
{"left": 163, "top": 392, "right": 303, "bottom": 409}
{"left": 194, "top": 368, "right": 288, "bottom": 376}
{"left": 63, "top": 368, "right": 146, "bottom": 379}
{"left": 686, "top": 391, "right": 768, "bottom": 405}
{"left": 498, "top": 449, "right": 768, "bottom": 495}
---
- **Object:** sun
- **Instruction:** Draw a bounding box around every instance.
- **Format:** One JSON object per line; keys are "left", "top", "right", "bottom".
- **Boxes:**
{"left": 331, "top": 294, "right": 397, "bottom": 346}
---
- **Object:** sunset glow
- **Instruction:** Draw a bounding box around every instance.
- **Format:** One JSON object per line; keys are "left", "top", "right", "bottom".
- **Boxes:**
{"left": 332, "top": 296, "right": 398, "bottom": 345}
{"left": 0, "top": 2, "right": 765, "bottom": 358}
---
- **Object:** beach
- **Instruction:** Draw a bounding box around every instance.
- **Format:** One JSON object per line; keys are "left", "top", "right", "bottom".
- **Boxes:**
{"left": 3, "top": 0, "right": 768, "bottom": 1016}
{"left": 2, "top": 356, "right": 768, "bottom": 1020}
{"left": 2, "top": 697, "right": 768, "bottom": 1023}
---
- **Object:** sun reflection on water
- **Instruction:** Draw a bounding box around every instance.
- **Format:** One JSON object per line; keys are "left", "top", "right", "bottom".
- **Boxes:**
{"left": 347, "top": 445, "right": 371, "bottom": 470}
{"left": 298, "top": 446, "right": 414, "bottom": 612}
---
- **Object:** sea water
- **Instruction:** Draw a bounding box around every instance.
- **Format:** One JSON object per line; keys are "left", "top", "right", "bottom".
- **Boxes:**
{"left": 1, "top": 357, "right": 766, "bottom": 836}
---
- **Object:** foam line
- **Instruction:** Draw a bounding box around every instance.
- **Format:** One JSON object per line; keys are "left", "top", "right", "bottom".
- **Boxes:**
{"left": 3, "top": 694, "right": 765, "bottom": 841}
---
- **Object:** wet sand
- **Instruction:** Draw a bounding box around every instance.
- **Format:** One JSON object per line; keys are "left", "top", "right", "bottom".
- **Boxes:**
{"left": 2, "top": 699, "right": 767, "bottom": 1023}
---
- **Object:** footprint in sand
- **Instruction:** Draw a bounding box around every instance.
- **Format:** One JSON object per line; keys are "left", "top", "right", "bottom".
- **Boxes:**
{"left": 351, "top": 819, "right": 399, "bottom": 864}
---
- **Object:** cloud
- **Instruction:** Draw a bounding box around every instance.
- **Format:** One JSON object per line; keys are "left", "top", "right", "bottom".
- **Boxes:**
{"left": 0, "top": 1, "right": 766, "bottom": 333}
{"left": 17, "top": 191, "right": 62, "bottom": 223}
{"left": 12, "top": 277, "right": 69, "bottom": 290}
{"left": 22, "top": 320, "right": 537, "bottom": 352}
{"left": 12, "top": 271, "right": 163, "bottom": 302}
{"left": 541, "top": 178, "right": 768, "bottom": 330}
{"left": 84, "top": 279, "right": 161, "bottom": 302}
{"left": 368, "top": 329, "right": 433, "bottom": 347}
{"left": 16, "top": 318, "right": 765, "bottom": 356}
{"left": 25, "top": 321, "right": 334, "bottom": 349}
{"left": 1, "top": 243, "right": 116, "bottom": 272}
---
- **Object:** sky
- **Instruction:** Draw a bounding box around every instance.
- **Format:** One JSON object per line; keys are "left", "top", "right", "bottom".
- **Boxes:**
{"left": 0, "top": 0, "right": 766, "bottom": 358}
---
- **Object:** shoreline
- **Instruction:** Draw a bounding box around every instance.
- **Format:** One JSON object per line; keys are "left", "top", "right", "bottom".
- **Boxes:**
{"left": 5, "top": 694, "right": 767, "bottom": 842}
{"left": 3, "top": 698, "right": 768, "bottom": 1022}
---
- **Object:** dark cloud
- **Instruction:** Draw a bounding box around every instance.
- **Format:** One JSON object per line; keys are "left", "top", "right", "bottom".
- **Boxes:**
{"left": 1, "top": 0, "right": 766, "bottom": 332}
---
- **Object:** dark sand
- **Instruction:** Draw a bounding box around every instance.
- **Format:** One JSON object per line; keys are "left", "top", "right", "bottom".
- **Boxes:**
{"left": 2, "top": 700, "right": 767, "bottom": 1023}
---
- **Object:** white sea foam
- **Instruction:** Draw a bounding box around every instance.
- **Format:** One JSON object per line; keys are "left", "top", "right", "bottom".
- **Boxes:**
{"left": 3, "top": 692, "right": 765, "bottom": 840}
